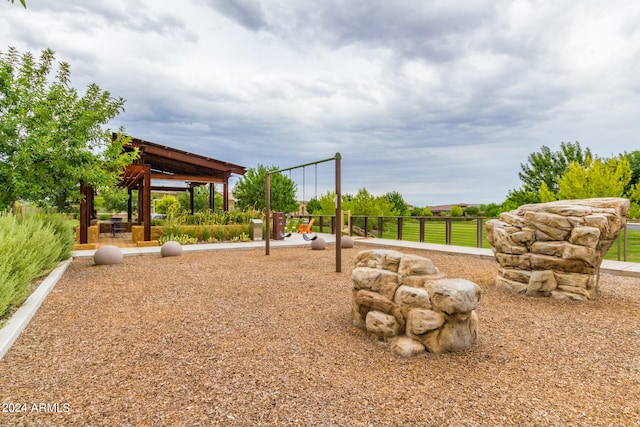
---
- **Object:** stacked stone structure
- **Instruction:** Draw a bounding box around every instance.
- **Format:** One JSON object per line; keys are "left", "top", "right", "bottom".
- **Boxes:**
{"left": 351, "top": 249, "right": 481, "bottom": 357}
{"left": 486, "top": 198, "right": 629, "bottom": 301}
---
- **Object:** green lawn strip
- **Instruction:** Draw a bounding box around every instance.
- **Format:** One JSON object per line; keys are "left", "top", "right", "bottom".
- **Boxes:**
{"left": 351, "top": 216, "right": 638, "bottom": 261}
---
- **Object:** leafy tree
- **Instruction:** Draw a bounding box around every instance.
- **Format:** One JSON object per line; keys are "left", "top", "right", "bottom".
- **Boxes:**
{"left": 99, "top": 186, "right": 132, "bottom": 213}
{"left": 463, "top": 206, "right": 479, "bottom": 216}
{"left": 623, "top": 151, "right": 640, "bottom": 194}
{"left": 177, "top": 185, "right": 222, "bottom": 213}
{"left": 502, "top": 188, "right": 540, "bottom": 211}
{"left": 155, "top": 195, "right": 180, "bottom": 215}
{"left": 342, "top": 188, "right": 395, "bottom": 216}
{"left": 233, "top": 165, "right": 298, "bottom": 212}
{"left": 385, "top": 191, "right": 409, "bottom": 216}
{"left": 306, "top": 197, "right": 322, "bottom": 214}
{"left": 538, "top": 183, "right": 557, "bottom": 202}
{"left": 482, "top": 203, "right": 502, "bottom": 217}
{"left": 0, "top": 47, "right": 137, "bottom": 211}
{"left": 557, "top": 155, "right": 632, "bottom": 199}
{"left": 517, "top": 141, "right": 592, "bottom": 195}
{"left": 450, "top": 205, "right": 463, "bottom": 217}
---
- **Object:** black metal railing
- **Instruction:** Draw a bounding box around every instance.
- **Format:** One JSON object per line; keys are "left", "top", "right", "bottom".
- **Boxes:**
{"left": 291, "top": 214, "right": 637, "bottom": 263}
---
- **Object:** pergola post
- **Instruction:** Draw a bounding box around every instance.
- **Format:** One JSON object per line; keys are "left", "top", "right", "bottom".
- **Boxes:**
{"left": 143, "top": 164, "right": 151, "bottom": 241}
{"left": 209, "top": 183, "right": 215, "bottom": 211}
{"left": 223, "top": 181, "right": 229, "bottom": 211}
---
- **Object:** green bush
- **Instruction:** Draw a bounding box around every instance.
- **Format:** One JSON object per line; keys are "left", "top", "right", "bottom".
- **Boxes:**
{"left": 0, "top": 212, "right": 73, "bottom": 319}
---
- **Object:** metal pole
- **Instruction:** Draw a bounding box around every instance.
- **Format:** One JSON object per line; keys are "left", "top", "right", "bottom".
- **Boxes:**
{"left": 265, "top": 173, "right": 271, "bottom": 255}
{"left": 335, "top": 153, "right": 342, "bottom": 273}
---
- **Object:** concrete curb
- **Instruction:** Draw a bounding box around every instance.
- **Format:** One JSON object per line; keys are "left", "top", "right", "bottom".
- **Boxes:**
{"left": 0, "top": 258, "right": 73, "bottom": 360}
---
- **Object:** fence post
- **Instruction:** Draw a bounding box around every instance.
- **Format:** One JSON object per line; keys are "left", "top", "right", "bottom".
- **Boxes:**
{"left": 624, "top": 224, "right": 627, "bottom": 262}
{"left": 419, "top": 217, "right": 425, "bottom": 242}
{"left": 363, "top": 216, "right": 369, "bottom": 238}
{"left": 476, "top": 218, "right": 483, "bottom": 248}
{"left": 397, "top": 217, "right": 403, "bottom": 240}
{"left": 378, "top": 217, "right": 383, "bottom": 238}
{"left": 445, "top": 218, "right": 452, "bottom": 245}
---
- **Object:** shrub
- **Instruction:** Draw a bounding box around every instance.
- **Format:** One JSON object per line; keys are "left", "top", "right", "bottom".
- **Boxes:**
{"left": 0, "top": 212, "right": 72, "bottom": 319}
{"left": 450, "top": 205, "right": 464, "bottom": 217}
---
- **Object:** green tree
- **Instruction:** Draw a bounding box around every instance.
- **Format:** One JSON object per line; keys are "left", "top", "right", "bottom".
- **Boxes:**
{"left": 234, "top": 165, "right": 298, "bottom": 212}
{"left": 557, "top": 155, "right": 632, "bottom": 199}
{"left": 482, "top": 203, "right": 502, "bottom": 217}
{"left": 155, "top": 195, "right": 180, "bottom": 215}
{"left": 518, "top": 141, "right": 592, "bottom": 195}
{"left": 384, "top": 191, "right": 409, "bottom": 216}
{"left": 99, "top": 186, "right": 132, "bottom": 213}
{"left": 342, "top": 188, "right": 395, "bottom": 216}
{"left": 306, "top": 197, "right": 322, "bottom": 214}
{"left": 0, "top": 47, "right": 137, "bottom": 211}
{"left": 538, "top": 183, "right": 557, "bottom": 202}
{"left": 450, "top": 205, "right": 463, "bottom": 217}
{"left": 502, "top": 188, "right": 540, "bottom": 211}
{"left": 463, "top": 206, "right": 479, "bottom": 216}
{"left": 177, "top": 185, "right": 222, "bottom": 213}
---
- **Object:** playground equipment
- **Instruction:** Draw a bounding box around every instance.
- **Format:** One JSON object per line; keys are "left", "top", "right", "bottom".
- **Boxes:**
{"left": 298, "top": 218, "right": 315, "bottom": 234}
{"left": 265, "top": 153, "right": 342, "bottom": 272}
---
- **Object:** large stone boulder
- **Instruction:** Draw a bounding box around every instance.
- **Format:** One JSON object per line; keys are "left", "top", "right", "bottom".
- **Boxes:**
{"left": 486, "top": 198, "right": 629, "bottom": 301}
{"left": 351, "top": 249, "right": 481, "bottom": 356}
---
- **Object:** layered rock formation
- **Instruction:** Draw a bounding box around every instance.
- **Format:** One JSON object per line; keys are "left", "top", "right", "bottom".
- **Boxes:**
{"left": 351, "top": 249, "right": 481, "bottom": 357}
{"left": 486, "top": 198, "right": 629, "bottom": 301}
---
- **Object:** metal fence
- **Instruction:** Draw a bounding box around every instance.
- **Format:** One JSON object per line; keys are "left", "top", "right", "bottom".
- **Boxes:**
{"left": 292, "top": 215, "right": 638, "bottom": 263}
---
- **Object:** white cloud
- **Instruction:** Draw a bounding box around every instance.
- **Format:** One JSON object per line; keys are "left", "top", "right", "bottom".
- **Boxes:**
{"left": 2, "top": 0, "right": 640, "bottom": 206}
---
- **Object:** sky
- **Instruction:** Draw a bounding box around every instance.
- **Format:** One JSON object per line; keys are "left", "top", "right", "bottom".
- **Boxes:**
{"left": 1, "top": 0, "right": 639, "bottom": 207}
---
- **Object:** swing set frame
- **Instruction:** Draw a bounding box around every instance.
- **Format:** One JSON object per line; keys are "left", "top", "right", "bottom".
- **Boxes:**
{"left": 265, "top": 153, "right": 342, "bottom": 272}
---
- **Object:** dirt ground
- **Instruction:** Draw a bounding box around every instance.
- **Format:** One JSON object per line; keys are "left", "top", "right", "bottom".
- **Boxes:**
{"left": 1, "top": 243, "right": 639, "bottom": 426}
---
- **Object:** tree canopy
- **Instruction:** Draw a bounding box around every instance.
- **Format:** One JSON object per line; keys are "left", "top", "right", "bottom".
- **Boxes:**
{"left": 7, "top": 0, "right": 26, "bottom": 7}
{"left": 0, "top": 47, "right": 137, "bottom": 211}
{"left": 233, "top": 165, "right": 298, "bottom": 212}
{"left": 556, "top": 156, "right": 632, "bottom": 200}
{"left": 518, "top": 141, "right": 592, "bottom": 195}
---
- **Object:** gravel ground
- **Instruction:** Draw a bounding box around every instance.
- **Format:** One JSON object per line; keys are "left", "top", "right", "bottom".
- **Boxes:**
{"left": 1, "top": 243, "right": 639, "bottom": 426}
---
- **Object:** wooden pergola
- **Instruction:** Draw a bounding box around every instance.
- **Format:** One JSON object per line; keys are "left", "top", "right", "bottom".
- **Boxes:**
{"left": 78, "top": 134, "right": 247, "bottom": 243}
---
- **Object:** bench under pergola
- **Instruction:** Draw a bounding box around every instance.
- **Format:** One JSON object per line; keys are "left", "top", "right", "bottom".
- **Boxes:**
{"left": 78, "top": 134, "right": 246, "bottom": 243}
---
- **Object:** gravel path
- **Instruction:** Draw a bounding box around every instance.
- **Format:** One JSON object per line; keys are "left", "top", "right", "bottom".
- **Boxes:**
{"left": 1, "top": 243, "right": 639, "bottom": 426}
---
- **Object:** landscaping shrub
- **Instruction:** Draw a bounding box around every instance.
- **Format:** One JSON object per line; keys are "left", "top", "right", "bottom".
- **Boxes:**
{"left": 0, "top": 211, "right": 73, "bottom": 319}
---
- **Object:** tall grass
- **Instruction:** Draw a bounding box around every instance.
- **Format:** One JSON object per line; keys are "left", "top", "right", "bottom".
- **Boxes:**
{"left": 0, "top": 211, "right": 74, "bottom": 319}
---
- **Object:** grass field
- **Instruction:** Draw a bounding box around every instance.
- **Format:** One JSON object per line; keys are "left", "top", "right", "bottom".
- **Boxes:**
{"left": 346, "top": 216, "right": 640, "bottom": 263}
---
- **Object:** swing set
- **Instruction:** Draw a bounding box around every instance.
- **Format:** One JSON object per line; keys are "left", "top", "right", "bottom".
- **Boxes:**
{"left": 265, "top": 153, "right": 342, "bottom": 272}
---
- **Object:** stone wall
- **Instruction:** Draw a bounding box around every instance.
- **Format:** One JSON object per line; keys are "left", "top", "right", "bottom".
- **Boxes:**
{"left": 486, "top": 198, "right": 629, "bottom": 301}
{"left": 351, "top": 249, "right": 481, "bottom": 357}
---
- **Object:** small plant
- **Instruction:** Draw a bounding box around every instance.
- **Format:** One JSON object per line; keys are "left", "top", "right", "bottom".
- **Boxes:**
{"left": 158, "top": 234, "right": 198, "bottom": 245}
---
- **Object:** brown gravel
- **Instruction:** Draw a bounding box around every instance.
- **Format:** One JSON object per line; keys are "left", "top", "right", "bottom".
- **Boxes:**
{"left": 1, "top": 243, "right": 639, "bottom": 426}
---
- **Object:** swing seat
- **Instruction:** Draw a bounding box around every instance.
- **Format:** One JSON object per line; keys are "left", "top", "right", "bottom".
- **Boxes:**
{"left": 298, "top": 218, "right": 314, "bottom": 234}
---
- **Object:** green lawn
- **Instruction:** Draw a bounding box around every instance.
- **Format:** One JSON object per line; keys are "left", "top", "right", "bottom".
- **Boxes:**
{"left": 347, "top": 217, "right": 640, "bottom": 263}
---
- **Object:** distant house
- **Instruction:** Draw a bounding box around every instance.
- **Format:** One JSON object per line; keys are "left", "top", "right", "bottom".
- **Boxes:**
{"left": 429, "top": 203, "right": 481, "bottom": 216}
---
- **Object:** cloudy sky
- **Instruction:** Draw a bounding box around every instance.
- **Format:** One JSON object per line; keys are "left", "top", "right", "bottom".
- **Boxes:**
{"left": 2, "top": 0, "right": 639, "bottom": 206}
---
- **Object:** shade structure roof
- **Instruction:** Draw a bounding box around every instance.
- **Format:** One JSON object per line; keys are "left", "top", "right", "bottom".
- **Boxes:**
{"left": 116, "top": 133, "right": 247, "bottom": 189}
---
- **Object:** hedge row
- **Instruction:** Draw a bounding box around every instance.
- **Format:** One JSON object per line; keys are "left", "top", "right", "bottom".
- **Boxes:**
{"left": 0, "top": 212, "right": 74, "bottom": 319}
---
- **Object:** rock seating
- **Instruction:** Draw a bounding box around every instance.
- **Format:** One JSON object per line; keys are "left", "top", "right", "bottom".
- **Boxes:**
{"left": 311, "top": 237, "right": 326, "bottom": 250}
{"left": 160, "top": 241, "right": 182, "bottom": 257}
{"left": 351, "top": 249, "right": 481, "bottom": 357}
{"left": 486, "top": 198, "right": 629, "bottom": 301}
{"left": 340, "top": 236, "right": 354, "bottom": 248}
{"left": 94, "top": 245, "right": 123, "bottom": 265}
